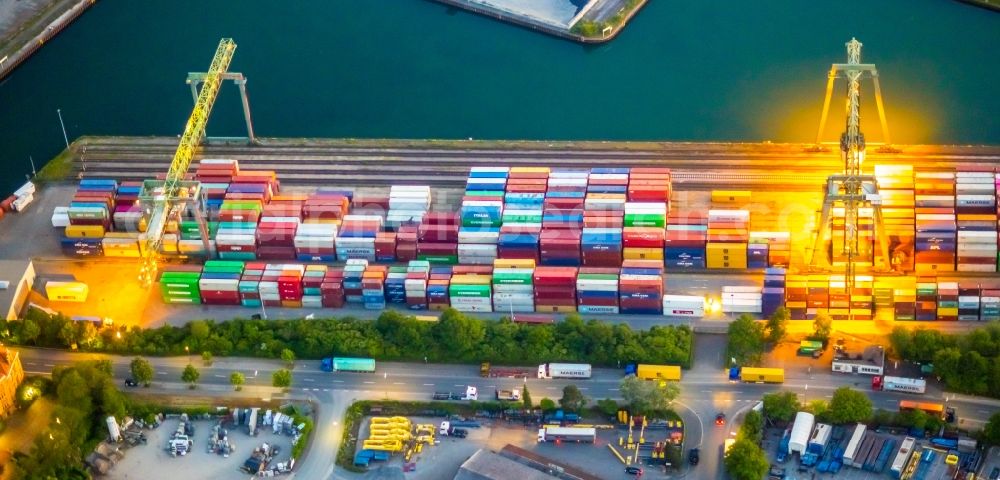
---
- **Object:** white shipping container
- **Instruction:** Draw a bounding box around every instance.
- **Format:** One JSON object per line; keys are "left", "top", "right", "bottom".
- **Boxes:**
{"left": 12, "top": 194, "right": 33, "bottom": 212}
{"left": 788, "top": 412, "right": 815, "bottom": 455}
{"left": 14, "top": 181, "right": 36, "bottom": 198}
{"left": 957, "top": 264, "right": 997, "bottom": 272}
{"left": 51, "top": 207, "right": 70, "bottom": 227}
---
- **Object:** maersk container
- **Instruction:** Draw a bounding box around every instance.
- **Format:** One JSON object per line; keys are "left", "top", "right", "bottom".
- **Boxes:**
{"left": 537, "top": 363, "right": 591, "bottom": 379}
{"left": 662, "top": 295, "right": 705, "bottom": 317}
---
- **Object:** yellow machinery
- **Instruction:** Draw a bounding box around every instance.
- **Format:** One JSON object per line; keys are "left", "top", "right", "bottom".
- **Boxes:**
{"left": 363, "top": 417, "right": 412, "bottom": 453}
{"left": 137, "top": 38, "right": 237, "bottom": 287}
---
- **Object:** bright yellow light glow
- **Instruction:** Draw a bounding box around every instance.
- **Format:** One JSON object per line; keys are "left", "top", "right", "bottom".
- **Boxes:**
{"left": 116, "top": 331, "right": 122, "bottom": 339}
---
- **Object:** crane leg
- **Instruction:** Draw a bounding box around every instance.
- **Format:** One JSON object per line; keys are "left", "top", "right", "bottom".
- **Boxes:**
{"left": 815, "top": 70, "right": 838, "bottom": 146}
{"left": 871, "top": 74, "right": 891, "bottom": 146}
{"left": 190, "top": 81, "right": 200, "bottom": 105}
{"left": 235, "top": 76, "right": 256, "bottom": 144}
{"left": 809, "top": 187, "right": 834, "bottom": 270}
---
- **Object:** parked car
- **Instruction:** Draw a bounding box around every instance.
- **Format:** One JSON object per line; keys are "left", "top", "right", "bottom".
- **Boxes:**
{"left": 124, "top": 378, "right": 138, "bottom": 387}
{"left": 688, "top": 448, "right": 700, "bottom": 465}
{"left": 624, "top": 466, "right": 643, "bottom": 475}
{"left": 451, "top": 428, "right": 468, "bottom": 438}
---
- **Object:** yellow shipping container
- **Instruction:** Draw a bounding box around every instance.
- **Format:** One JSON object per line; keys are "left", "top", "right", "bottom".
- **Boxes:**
{"left": 493, "top": 258, "right": 536, "bottom": 269}
{"left": 738, "top": 367, "right": 784, "bottom": 383}
{"left": 450, "top": 275, "right": 492, "bottom": 285}
{"left": 938, "top": 307, "right": 959, "bottom": 316}
{"left": 706, "top": 243, "right": 748, "bottom": 256}
{"left": 707, "top": 258, "right": 748, "bottom": 269}
{"left": 509, "top": 166, "right": 550, "bottom": 174}
{"left": 635, "top": 364, "right": 682, "bottom": 382}
{"left": 45, "top": 281, "right": 89, "bottom": 302}
{"left": 786, "top": 301, "right": 808, "bottom": 309}
{"left": 711, "top": 190, "right": 751, "bottom": 204}
{"left": 65, "top": 225, "right": 105, "bottom": 238}
{"left": 623, "top": 248, "right": 663, "bottom": 261}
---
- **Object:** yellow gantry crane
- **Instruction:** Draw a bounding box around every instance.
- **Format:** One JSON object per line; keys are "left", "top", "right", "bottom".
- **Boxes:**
{"left": 138, "top": 38, "right": 237, "bottom": 287}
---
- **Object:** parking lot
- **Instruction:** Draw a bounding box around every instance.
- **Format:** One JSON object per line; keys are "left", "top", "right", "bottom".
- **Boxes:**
{"left": 106, "top": 416, "right": 296, "bottom": 480}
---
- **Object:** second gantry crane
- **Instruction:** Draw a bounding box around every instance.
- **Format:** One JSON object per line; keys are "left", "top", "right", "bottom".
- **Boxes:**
{"left": 138, "top": 38, "right": 237, "bottom": 287}
{"left": 809, "top": 38, "right": 892, "bottom": 301}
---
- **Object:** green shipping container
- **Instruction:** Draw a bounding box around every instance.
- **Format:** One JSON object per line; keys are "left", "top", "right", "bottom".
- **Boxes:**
{"left": 624, "top": 213, "right": 666, "bottom": 228}
{"left": 418, "top": 254, "right": 458, "bottom": 264}
{"left": 449, "top": 285, "right": 491, "bottom": 297}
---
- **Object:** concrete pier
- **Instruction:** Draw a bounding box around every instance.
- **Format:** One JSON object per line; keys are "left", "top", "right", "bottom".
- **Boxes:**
{"left": 430, "top": 0, "right": 647, "bottom": 43}
{"left": 0, "top": 0, "right": 95, "bottom": 81}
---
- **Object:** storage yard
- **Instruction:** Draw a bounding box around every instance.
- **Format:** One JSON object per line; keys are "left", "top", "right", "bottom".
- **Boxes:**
{"left": 4, "top": 146, "right": 1000, "bottom": 328}
{"left": 104, "top": 412, "right": 298, "bottom": 480}
{"left": 767, "top": 412, "right": 981, "bottom": 480}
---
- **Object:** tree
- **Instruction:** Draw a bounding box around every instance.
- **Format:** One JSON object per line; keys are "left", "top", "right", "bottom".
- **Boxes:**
{"left": 762, "top": 391, "right": 800, "bottom": 423}
{"left": 281, "top": 348, "right": 296, "bottom": 369}
{"left": 766, "top": 307, "right": 789, "bottom": 344}
{"left": 739, "top": 410, "right": 764, "bottom": 444}
{"left": 189, "top": 319, "right": 210, "bottom": 341}
{"left": 129, "top": 357, "right": 154, "bottom": 387}
{"left": 521, "top": 384, "right": 533, "bottom": 410}
{"left": 982, "top": 411, "right": 1000, "bottom": 446}
{"left": 812, "top": 311, "right": 833, "bottom": 343}
{"left": 202, "top": 350, "right": 213, "bottom": 366}
{"left": 20, "top": 318, "right": 40, "bottom": 344}
{"left": 596, "top": 398, "right": 619, "bottom": 418}
{"left": 181, "top": 364, "right": 200, "bottom": 388}
{"left": 619, "top": 376, "right": 681, "bottom": 416}
{"left": 272, "top": 369, "right": 293, "bottom": 389}
{"left": 230, "top": 372, "right": 245, "bottom": 391}
{"left": 726, "top": 314, "right": 766, "bottom": 366}
{"left": 539, "top": 398, "right": 557, "bottom": 412}
{"left": 559, "top": 385, "right": 587, "bottom": 412}
{"left": 807, "top": 399, "right": 828, "bottom": 420}
{"left": 724, "top": 438, "right": 769, "bottom": 480}
{"left": 826, "top": 386, "right": 873, "bottom": 424}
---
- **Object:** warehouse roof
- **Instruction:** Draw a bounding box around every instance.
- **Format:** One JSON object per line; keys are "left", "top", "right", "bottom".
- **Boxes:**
{"left": 0, "top": 260, "right": 34, "bottom": 320}
{"left": 454, "top": 449, "right": 557, "bottom": 480}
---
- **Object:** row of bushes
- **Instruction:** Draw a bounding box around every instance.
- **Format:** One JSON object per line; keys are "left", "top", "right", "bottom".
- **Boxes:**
{"left": 4, "top": 307, "right": 694, "bottom": 368}
{"left": 889, "top": 323, "right": 1000, "bottom": 398}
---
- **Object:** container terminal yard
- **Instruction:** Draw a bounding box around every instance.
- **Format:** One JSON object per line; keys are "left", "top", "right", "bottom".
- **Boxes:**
{"left": 3, "top": 26, "right": 1000, "bottom": 480}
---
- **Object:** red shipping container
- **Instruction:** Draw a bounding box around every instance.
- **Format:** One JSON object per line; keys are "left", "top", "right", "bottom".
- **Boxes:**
{"left": 589, "top": 177, "right": 628, "bottom": 186}
{"left": 623, "top": 228, "right": 665, "bottom": 248}
{"left": 417, "top": 242, "right": 458, "bottom": 255}
{"left": 505, "top": 184, "right": 547, "bottom": 193}
{"left": 423, "top": 212, "right": 459, "bottom": 226}
{"left": 507, "top": 172, "right": 549, "bottom": 179}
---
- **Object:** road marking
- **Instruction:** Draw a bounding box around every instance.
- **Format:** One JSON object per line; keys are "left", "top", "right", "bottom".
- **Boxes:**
{"left": 577, "top": 387, "right": 589, "bottom": 391}
{"left": 885, "top": 400, "right": 897, "bottom": 404}
{"left": 303, "top": 378, "right": 315, "bottom": 382}
{"left": 423, "top": 384, "right": 434, "bottom": 386}
{"left": 454, "top": 384, "right": 465, "bottom": 387}
{"left": 608, "top": 388, "right": 619, "bottom": 391}
{"left": 364, "top": 381, "right": 375, "bottom": 384}
{"left": 43, "top": 363, "right": 54, "bottom": 367}
{"left": 546, "top": 387, "right": 557, "bottom": 391}
{"left": 979, "top": 410, "right": 991, "bottom": 414}
{"left": 214, "top": 374, "right": 224, "bottom": 378}
{"left": 323, "top": 389, "right": 330, "bottom": 392}
{"left": 701, "top": 390, "right": 713, "bottom": 394}
{"left": 157, "top": 371, "right": 167, "bottom": 375}
{"left": 393, "top": 382, "right": 405, "bottom": 385}
{"left": 332, "top": 380, "right": 344, "bottom": 383}
{"left": 312, "top": 388, "right": 320, "bottom": 391}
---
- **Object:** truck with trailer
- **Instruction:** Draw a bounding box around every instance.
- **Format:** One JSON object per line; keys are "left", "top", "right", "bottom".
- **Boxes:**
{"left": 788, "top": 412, "right": 815, "bottom": 455}
{"left": 537, "top": 363, "right": 592, "bottom": 379}
{"left": 899, "top": 400, "right": 956, "bottom": 423}
{"left": 730, "top": 366, "right": 785, "bottom": 384}
{"left": 480, "top": 362, "right": 532, "bottom": 378}
{"left": 802, "top": 423, "right": 831, "bottom": 467}
{"left": 321, "top": 357, "right": 376, "bottom": 373}
{"left": 625, "top": 363, "right": 682, "bottom": 382}
{"left": 842, "top": 424, "right": 867, "bottom": 467}
{"left": 889, "top": 437, "right": 917, "bottom": 478}
{"left": 431, "top": 386, "right": 479, "bottom": 401}
{"left": 873, "top": 437, "right": 898, "bottom": 473}
{"left": 537, "top": 426, "right": 596, "bottom": 443}
{"left": 495, "top": 388, "right": 522, "bottom": 401}
{"left": 872, "top": 375, "right": 927, "bottom": 394}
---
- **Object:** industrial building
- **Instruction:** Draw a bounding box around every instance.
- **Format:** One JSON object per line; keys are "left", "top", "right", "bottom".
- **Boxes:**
{"left": 455, "top": 449, "right": 557, "bottom": 480}
{"left": 0, "top": 260, "right": 34, "bottom": 320}
{"left": 0, "top": 345, "right": 25, "bottom": 417}
{"left": 831, "top": 345, "right": 885, "bottom": 376}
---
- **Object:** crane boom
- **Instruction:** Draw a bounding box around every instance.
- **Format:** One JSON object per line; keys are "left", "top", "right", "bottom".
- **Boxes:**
{"left": 139, "top": 38, "right": 237, "bottom": 286}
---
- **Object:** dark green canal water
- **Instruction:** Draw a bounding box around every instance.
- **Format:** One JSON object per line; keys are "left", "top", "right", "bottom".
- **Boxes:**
{"left": 1, "top": 0, "right": 998, "bottom": 194}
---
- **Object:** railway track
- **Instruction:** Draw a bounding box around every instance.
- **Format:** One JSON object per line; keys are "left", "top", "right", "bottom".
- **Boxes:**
{"left": 69, "top": 137, "right": 1000, "bottom": 190}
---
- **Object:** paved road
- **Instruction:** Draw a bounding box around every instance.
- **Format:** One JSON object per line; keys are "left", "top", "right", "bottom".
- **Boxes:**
{"left": 15, "top": 346, "right": 1000, "bottom": 480}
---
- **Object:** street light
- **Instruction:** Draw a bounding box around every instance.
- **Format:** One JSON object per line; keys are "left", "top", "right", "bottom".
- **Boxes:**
{"left": 383, "top": 371, "right": 388, "bottom": 399}
{"left": 185, "top": 345, "right": 190, "bottom": 364}
{"left": 57, "top": 109, "right": 69, "bottom": 149}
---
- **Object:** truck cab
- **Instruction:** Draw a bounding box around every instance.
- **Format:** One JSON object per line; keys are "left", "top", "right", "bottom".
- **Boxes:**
{"left": 871, "top": 375, "right": 882, "bottom": 390}
{"left": 320, "top": 358, "right": 333, "bottom": 372}
{"left": 463, "top": 386, "right": 478, "bottom": 401}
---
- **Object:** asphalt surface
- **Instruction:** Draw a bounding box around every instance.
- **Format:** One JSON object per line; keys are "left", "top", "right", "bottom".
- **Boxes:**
{"left": 15, "top": 345, "right": 1000, "bottom": 480}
